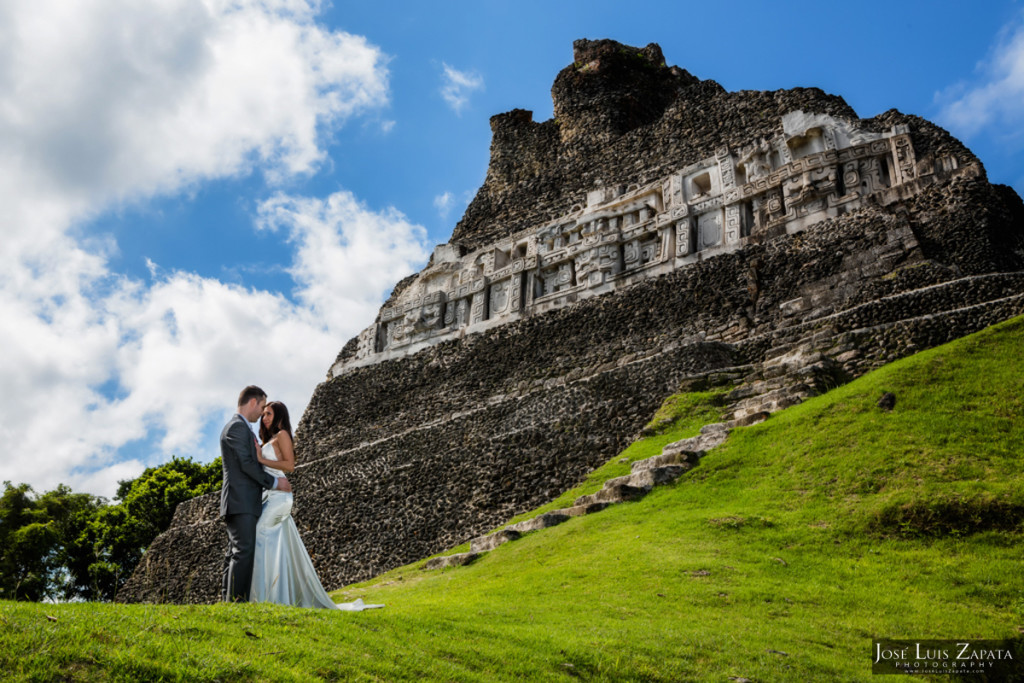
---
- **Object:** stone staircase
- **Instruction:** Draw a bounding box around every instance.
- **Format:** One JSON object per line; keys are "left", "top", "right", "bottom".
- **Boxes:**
{"left": 420, "top": 417, "right": 746, "bottom": 571}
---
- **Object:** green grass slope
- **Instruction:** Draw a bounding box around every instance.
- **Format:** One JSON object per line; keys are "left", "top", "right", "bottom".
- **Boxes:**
{"left": 3, "top": 316, "right": 1024, "bottom": 682}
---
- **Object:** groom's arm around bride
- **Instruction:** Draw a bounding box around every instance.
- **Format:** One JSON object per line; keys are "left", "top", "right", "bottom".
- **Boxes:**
{"left": 220, "top": 385, "right": 291, "bottom": 602}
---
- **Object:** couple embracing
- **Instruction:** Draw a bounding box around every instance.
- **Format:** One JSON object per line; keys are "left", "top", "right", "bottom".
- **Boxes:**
{"left": 220, "top": 385, "right": 382, "bottom": 610}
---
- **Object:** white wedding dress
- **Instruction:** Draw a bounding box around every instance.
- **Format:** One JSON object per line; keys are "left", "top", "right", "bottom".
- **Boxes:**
{"left": 250, "top": 442, "right": 382, "bottom": 610}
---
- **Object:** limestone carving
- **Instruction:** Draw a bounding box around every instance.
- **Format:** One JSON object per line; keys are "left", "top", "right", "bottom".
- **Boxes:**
{"left": 332, "top": 111, "right": 935, "bottom": 377}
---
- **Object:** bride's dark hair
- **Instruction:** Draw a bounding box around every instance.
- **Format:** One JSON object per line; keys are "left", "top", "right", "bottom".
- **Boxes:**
{"left": 259, "top": 401, "right": 293, "bottom": 444}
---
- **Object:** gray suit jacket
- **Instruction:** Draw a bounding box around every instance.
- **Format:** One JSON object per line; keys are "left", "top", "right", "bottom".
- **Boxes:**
{"left": 220, "top": 414, "right": 276, "bottom": 517}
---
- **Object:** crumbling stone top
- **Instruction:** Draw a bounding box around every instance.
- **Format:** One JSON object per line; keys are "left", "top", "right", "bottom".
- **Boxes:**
{"left": 450, "top": 39, "right": 866, "bottom": 251}
{"left": 552, "top": 39, "right": 703, "bottom": 144}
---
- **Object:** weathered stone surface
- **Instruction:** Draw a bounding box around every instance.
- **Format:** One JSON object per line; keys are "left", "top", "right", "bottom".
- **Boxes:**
{"left": 421, "top": 552, "right": 479, "bottom": 571}
{"left": 605, "top": 465, "right": 688, "bottom": 491}
{"left": 470, "top": 529, "right": 521, "bottom": 553}
{"left": 507, "top": 512, "right": 571, "bottom": 534}
{"left": 559, "top": 502, "right": 611, "bottom": 517}
{"left": 574, "top": 482, "right": 649, "bottom": 507}
{"left": 632, "top": 451, "right": 699, "bottom": 473}
{"left": 663, "top": 423, "right": 732, "bottom": 456}
{"left": 119, "top": 38, "right": 1024, "bottom": 605}
{"left": 877, "top": 392, "right": 896, "bottom": 411}
{"left": 731, "top": 411, "right": 770, "bottom": 427}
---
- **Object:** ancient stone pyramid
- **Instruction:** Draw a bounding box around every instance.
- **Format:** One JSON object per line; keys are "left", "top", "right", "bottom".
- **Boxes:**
{"left": 119, "top": 39, "right": 1024, "bottom": 604}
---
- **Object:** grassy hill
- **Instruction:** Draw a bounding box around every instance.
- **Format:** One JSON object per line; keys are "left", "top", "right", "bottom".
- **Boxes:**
{"left": 3, "top": 316, "right": 1023, "bottom": 681}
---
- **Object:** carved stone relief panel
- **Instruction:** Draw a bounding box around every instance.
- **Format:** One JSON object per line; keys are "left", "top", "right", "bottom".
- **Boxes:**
{"left": 444, "top": 297, "right": 470, "bottom": 329}
{"left": 385, "top": 319, "right": 405, "bottom": 350}
{"left": 725, "top": 204, "right": 741, "bottom": 244}
{"left": 892, "top": 135, "right": 916, "bottom": 184}
{"left": 537, "top": 262, "right": 575, "bottom": 297}
{"left": 573, "top": 248, "right": 598, "bottom": 287}
{"left": 758, "top": 188, "right": 786, "bottom": 228}
{"left": 663, "top": 174, "right": 685, "bottom": 209}
{"left": 406, "top": 293, "right": 446, "bottom": 336}
{"left": 638, "top": 234, "right": 661, "bottom": 266}
{"left": 841, "top": 161, "right": 860, "bottom": 198}
{"left": 716, "top": 147, "right": 736, "bottom": 190}
{"left": 783, "top": 166, "right": 837, "bottom": 219}
{"left": 859, "top": 157, "right": 890, "bottom": 195}
{"left": 509, "top": 273, "right": 523, "bottom": 311}
{"left": 698, "top": 210, "right": 723, "bottom": 250}
{"left": 489, "top": 279, "right": 512, "bottom": 317}
{"left": 676, "top": 218, "right": 693, "bottom": 257}
{"left": 557, "top": 262, "right": 574, "bottom": 291}
{"left": 470, "top": 293, "right": 486, "bottom": 325}
{"left": 537, "top": 224, "right": 564, "bottom": 254}
{"left": 738, "top": 139, "right": 773, "bottom": 184}
{"left": 623, "top": 239, "right": 640, "bottom": 268}
{"left": 356, "top": 326, "right": 376, "bottom": 360}
{"left": 598, "top": 243, "right": 622, "bottom": 280}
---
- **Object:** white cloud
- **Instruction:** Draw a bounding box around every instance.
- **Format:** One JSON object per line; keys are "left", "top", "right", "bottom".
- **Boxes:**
{"left": 1, "top": 196, "right": 427, "bottom": 499}
{"left": 936, "top": 15, "right": 1024, "bottom": 141}
{"left": 433, "top": 191, "right": 454, "bottom": 218}
{"left": 258, "top": 190, "right": 430, "bottom": 333}
{"left": 0, "top": 0, "right": 425, "bottom": 499}
{"left": 439, "top": 62, "right": 484, "bottom": 114}
{"left": 0, "top": 0, "right": 389, "bottom": 224}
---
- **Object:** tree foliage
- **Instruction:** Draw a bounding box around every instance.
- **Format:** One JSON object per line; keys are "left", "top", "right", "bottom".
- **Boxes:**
{"left": 0, "top": 456, "right": 221, "bottom": 602}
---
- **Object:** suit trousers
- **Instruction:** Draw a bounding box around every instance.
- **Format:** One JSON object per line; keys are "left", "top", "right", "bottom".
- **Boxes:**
{"left": 223, "top": 512, "right": 259, "bottom": 602}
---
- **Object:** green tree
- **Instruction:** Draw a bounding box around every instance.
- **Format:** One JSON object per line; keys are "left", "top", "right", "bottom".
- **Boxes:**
{"left": 0, "top": 456, "right": 221, "bottom": 602}
{"left": 36, "top": 485, "right": 105, "bottom": 601}
{"left": 0, "top": 482, "right": 60, "bottom": 601}
{"left": 85, "top": 456, "right": 222, "bottom": 600}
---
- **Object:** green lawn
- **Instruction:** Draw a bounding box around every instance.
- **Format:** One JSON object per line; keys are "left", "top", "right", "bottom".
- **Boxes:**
{"left": 3, "top": 316, "right": 1023, "bottom": 681}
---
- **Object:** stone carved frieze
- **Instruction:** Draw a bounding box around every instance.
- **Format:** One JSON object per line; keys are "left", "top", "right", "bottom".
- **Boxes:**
{"left": 489, "top": 279, "right": 512, "bottom": 316}
{"left": 783, "top": 165, "right": 838, "bottom": 220}
{"left": 334, "top": 112, "right": 941, "bottom": 376}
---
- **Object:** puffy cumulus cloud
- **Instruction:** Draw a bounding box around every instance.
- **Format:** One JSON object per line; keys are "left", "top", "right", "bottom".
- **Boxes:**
{"left": 439, "top": 62, "right": 484, "bottom": 114}
{"left": 0, "top": 0, "right": 389, "bottom": 243}
{"left": 936, "top": 15, "right": 1024, "bottom": 142}
{"left": 0, "top": 0, "right": 423, "bottom": 499}
{"left": 2, "top": 195, "right": 427, "bottom": 499}
{"left": 257, "top": 190, "right": 429, "bottom": 336}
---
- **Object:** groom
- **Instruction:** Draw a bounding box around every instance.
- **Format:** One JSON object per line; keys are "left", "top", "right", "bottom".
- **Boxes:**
{"left": 221, "top": 385, "right": 292, "bottom": 602}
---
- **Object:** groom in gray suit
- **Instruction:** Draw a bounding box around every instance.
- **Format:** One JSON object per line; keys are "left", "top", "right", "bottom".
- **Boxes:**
{"left": 221, "top": 385, "right": 292, "bottom": 602}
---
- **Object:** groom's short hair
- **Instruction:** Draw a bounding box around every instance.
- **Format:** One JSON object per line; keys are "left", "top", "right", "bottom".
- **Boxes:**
{"left": 237, "top": 385, "right": 267, "bottom": 408}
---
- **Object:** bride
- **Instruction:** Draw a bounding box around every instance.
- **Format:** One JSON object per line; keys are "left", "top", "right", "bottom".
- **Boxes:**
{"left": 251, "top": 400, "right": 382, "bottom": 611}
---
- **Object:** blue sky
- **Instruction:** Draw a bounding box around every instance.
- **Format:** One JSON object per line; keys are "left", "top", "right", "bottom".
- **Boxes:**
{"left": 2, "top": 0, "right": 1022, "bottom": 498}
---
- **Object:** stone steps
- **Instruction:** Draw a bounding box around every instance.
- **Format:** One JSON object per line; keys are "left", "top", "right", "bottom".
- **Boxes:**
{"left": 507, "top": 511, "right": 572, "bottom": 533}
{"left": 470, "top": 529, "right": 521, "bottom": 553}
{"left": 422, "top": 421, "right": 736, "bottom": 571}
{"left": 421, "top": 552, "right": 480, "bottom": 570}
